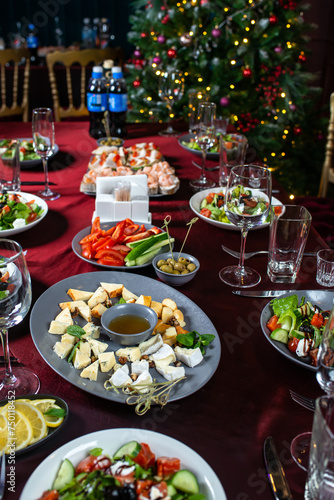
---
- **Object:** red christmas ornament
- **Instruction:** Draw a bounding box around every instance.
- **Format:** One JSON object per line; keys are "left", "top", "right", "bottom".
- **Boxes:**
{"left": 133, "top": 79, "right": 141, "bottom": 88}
{"left": 161, "top": 14, "right": 169, "bottom": 24}
{"left": 157, "top": 34, "right": 166, "bottom": 44}
{"left": 167, "top": 48, "right": 177, "bottom": 58}
{"left": 211, "top": 27, "right": 221, "bottom": 38}
{"left": 133, "top": 49, "right": 142, "bottom": 58}
{"left": 201, "top": 0, "right": 209, "bottom": 4}
{"left": 141, "top": 32, "right": 147, "bottom": 38}
{"left": 153, "top": 56, "right": 162, "bottom": 64}
{"left": 242, "top": 67, "right": 252, "bottom": 78}
{"left": 294, "top": 126, "right": 302, "bottom": 135}
{"left": 269, "top": 14, "right": 278, "bottom": 24}
{"left": 299, "top": 54, "right": 307, "bottom": 62}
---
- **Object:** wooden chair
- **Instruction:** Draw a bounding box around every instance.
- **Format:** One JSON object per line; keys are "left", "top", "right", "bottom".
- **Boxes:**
{"left": 0, "top": 48, "right": 31, "bottom": 122}
{"left": 46, "top": 48, "right": 124, "bottom": 121}
{"left": 318, "top": 92, "right": 334, "bottom": 197}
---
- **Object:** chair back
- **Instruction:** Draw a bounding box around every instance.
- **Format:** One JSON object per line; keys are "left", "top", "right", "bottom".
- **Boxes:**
{"left": 0, "top": 48, "right": 31, "bottom": 122}
{"left": 318, "top": 92, "right": 334, "bottom": 197}
{"left": 46, "top": 48, "right": 124, "bottom": 121}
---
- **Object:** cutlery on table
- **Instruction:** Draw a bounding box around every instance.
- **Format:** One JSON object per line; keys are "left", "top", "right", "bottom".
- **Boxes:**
{"left": 232, "top": 290, "right": 297, "bottom": 298}
{"left": 289, "top": 390, "right": 316, "bottom": 412}
{"left": 221, "top": 245, "right": 316, "bottom": 260}
{"left": 0, "top": 356, "right": 19, "bottom": 365}
{"left": 0, "top": 451, "right": 5, "bottom": 500}
{"left": 263, "top": 436, "right": 293, "bottom": 500}
{"left": 21, "top": 181, "right": 57, "bottom": 186}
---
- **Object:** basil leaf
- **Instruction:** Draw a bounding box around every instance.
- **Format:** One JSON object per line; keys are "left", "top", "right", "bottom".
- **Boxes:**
{"left": 90, "top": 447, "right": 103, "bottom": 457}
{"left": 44, "top": 407, "right": 66, "bottom": 418}
{"left": 176, "top": 333, "right": 194, "bottom": 347}
{"left": 66, "top": 325, "right": 85, "bottom": 337}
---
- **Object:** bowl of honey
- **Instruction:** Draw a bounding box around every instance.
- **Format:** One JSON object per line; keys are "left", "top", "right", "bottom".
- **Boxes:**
{"left": 100, "top": 303, "right": 158, "bottom": 346}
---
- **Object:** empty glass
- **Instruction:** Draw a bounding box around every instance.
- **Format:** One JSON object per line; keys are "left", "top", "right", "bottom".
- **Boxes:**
{"left": 158, "top": 70, "right": 184, "bottom": 136}
{"left": 316, "top": 249, "right": 334, "bottom": 287}
{"left": 218, "top": 135, "right": 248, "bottom": 187}
{"left": 0, "top": 140, "right": 20, "bottom": 192}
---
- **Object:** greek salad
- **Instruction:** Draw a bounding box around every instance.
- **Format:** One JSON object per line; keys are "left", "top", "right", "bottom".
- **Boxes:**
{"left": 0, "top": 265, "right": 15, "bottom": 300}
{"left": 37, "top": 440, "right": 205, "bottom": 500}
{"left": 182, "top": 133, "right": 242, "bottom": 154}
{"left": 0, "top": 139, "right": 40, "bottom": 161}
{"left": 266, "top": 294, "right": 331, "bottom": 366}
{"left": 0, "top": 192, "right": 44, "bottom": 231}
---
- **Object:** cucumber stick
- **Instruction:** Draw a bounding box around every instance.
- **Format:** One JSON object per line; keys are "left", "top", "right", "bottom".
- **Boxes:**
{"left": 125, "top": 232, "right": 169, "bottom": 262}
{"left": 53, "top": 459, "right": 75, "bottom": 490}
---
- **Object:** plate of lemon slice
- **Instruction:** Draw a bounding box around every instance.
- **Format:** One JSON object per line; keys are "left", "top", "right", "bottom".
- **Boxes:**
{"left": 0, "top": 394, "right": 68, "bottom": 455}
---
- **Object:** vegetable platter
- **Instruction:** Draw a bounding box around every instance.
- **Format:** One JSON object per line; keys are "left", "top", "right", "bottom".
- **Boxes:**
{"left": 20, "top": 429, "right": 226, "bottom": 500}
{"left": 72, "top": 217, "right": 173, "bottom": 269}
{"left": 0, "top": 192, "right": 48, "bottom": 236}
{"left": 189, "top": 187, "right": 282, "bottom": 231}
{"left": 260, "top": 290, "right": 334, "bottom": 371}
{"left": 0, "top": 138, "right": 59, "bottom": 169}
{"left": 29, "top": 271, "right": 221, "bottom": 407}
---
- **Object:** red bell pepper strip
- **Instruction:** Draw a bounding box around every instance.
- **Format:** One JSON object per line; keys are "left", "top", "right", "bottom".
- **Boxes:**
{"left": 266, "top": 315, "right": 281, "bottom": 332}
{"left": 311, "top": 312, "right": 324, "bottom": 329}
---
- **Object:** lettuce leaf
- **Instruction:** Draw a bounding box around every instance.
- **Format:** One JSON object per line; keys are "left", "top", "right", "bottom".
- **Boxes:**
{"left": 270, "top": 295, "right": 299, "bottom": 317}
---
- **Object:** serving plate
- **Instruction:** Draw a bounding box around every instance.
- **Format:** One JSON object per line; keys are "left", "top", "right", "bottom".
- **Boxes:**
{"left": 189, "top": 187, "right": 282, "bottom": 231}
{"left": 72, "top": 221, "right": 170, "bottom": 270}
{"left": 0, "top": 394, "right": 68, "bottom": 456}
{"left": 20, "top": 428, "right": 226, "bottom": 500}
{"left": 0, "top": 192, "right": 48, "bottom": 237}
{"left": 11, "top": 138, "right": 59, "bottom": 169}
{"left": 30, "top": 271, "right": 220, "bottom": 403}
{"left": 260, "top": 290, "right": 334, "bottom": 371}
{"left": 179, "top": 132, "right": 220, "bottom": 160}
{"left": 96, "top": 136, "right": 124, "bottom": 147}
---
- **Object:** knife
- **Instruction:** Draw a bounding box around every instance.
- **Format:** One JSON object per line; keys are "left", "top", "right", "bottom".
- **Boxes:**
{"left": 21, "top": 181, "right": 57, "bottom": 186}
{"left": 264, "top": 436, "right": 293, "bottom": 500}
{"left": 233, "top": 290, "right": 295, "bottom": 298}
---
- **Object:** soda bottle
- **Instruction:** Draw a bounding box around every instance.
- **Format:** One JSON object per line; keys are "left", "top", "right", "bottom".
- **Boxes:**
{"left": 99, "top": 18, "right": 112, "bottom": 49}
{"left": 87, "top": 66, "right": 107, "bottom": 139}
{"left": 109, "top": 66, "right": 128, "bottom": 138}
{"left": 81, "top": 18, "right": 95, "bottom": 49}
{"left": 26, "top": 24, "right": 39, "bottom": 64}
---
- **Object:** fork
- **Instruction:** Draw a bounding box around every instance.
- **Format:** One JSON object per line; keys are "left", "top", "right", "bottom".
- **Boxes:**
{"left": 221, "top": 245, "right": 317, "bottom": 260}
{"left": 0, "top": 451, "right": 5, "bottom": 500}
{"left": 289, "top": 390, "right": 316, "bottom": 412}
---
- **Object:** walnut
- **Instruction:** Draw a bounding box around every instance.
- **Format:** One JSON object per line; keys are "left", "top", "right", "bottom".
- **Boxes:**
{"left": 131, "top": 373, "right": 138, "bottom": 381}
{"left": 91, "top": 356, "right": 97, "bottom": 362}
{"left": 118, "top": 356, "right": 128, "bottom": 365}
{"left": 169, "top": 316, "right": 179, "bottom": 327}
{"left": 141, "top": 355, "right": 149, "bottom": 360}
{"left": 149, "top": 360, "right": 155, "bottom": 369}
{"left": 174, "top": 361, "right": 182, "bottom": 367}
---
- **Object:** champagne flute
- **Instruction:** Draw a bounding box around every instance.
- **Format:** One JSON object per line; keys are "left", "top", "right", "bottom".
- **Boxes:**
{"left": 0, "top": 239, "right": 40, "bottom": 399}
{"left": 158, "top": 70, "right": 184, "bottom": 136}
{"left": 291, "top": 304, "right": 334, "bottom": 471}
{"left": 32, "top": 107, "right": 60, "bottom": 201}
{"left": 189, "top": 102, "right": 216, "bottom": 191}
{"left": 219, "top": 165, "right": 272, "bottom": 287}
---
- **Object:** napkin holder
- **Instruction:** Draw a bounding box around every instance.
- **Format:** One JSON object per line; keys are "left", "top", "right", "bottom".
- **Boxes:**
{"left": 93, "top": 175, "right": 151, "bottom": 223}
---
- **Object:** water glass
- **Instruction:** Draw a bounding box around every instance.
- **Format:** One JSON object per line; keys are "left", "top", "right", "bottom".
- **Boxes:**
{"left": 316, "top": 249, "right": 334, "bottom": 287}
{"left": 305, "top": 395, "right": 334, "bottom": 500}
{"left": 0, "top": 140, "right": 20, "bottom": 192}
{"left": 267, "top": 205, "right": 312, "bottom": 283}
{"left": 215, "top": 116, "right": 229, "bottom": 136}
{"left": 188, "top": 91, "right": 209, "bottom": 134}
{"left": 218, "top": 135, "right": 248, "bottom": 187}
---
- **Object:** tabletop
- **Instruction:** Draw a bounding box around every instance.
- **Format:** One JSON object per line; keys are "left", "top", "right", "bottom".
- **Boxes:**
{"left": 0, "top": 121, "right": 329, "bottom": 500}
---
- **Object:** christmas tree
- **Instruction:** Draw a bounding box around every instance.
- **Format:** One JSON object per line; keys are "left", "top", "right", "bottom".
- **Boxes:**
{"left": 126, "top": 0, "right": 327, "bottom": 197}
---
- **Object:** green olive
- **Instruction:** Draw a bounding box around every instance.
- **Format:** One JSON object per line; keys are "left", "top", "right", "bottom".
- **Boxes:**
{"left": 174, "top": 262, "right": 185, "bottom": 272}
{"left": 160, "top": 265, "right": 173, "bottom": 274}
{"left": 181, "top": 269, "right": 190, "bottom": 274}
{"left": 157, "top": 259, "right": 166, "bottom": 268}
{"left": 172, "top": 269, "right": 181, "bottom": 274}
{"left": 187, "top": 263, "right": 196, "bottom": 272}
{"left": 166, "top": 258, "right": 176, "bottom": 266}
{"left": 178, "top": 257, "right": 187, "bottom": 264}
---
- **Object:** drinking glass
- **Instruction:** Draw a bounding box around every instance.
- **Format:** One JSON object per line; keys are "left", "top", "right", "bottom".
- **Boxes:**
{"left": 290, "top": 305, "right": 334, "bottom": 472}
{"left": 32, "top": 107, "right": 60, "bottom": 200}
{"left": 158, "top": 70, "right": 184, "bottom": 136}
{"left": 0, "top": 239, "right": 40, "bottom": 399}
{"left": 189, "top": 102, "right": 216, "bottom": 191}
{"left": 219, "top": 164, "right": 272, "bottom": 287}
{"left": 0, "top": 140, "right": 21, "bottom": 192}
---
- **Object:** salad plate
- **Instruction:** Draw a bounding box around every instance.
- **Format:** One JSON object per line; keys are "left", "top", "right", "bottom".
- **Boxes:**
{"left": 30, "top": 271, "right": 220, "bottom": 404}
{"left": 20, "top": 428, "right": 226, "bottom": 500}
{"left": 72, "top": 221, "right": 170, "bottom": 270}
{"left": 260, "top": 290, "right": 334, "bottom": 371}
{"left": 179, "top": 132, "right": 220, "bottom": 160}
{"left": 189, "top": 187, "right": 282, "bottom": 231}
{"left": 0, "top": 394, "right": 68, "bottom": 456}
{"left": 0, "top": 138, "right": 59, "bottom": 169}
{"left": 0, "top": 192, "right": 48, "bottom": 237}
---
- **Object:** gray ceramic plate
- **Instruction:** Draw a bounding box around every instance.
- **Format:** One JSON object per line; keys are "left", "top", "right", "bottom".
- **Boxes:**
{"left": 30, "top": 272, "right": 221, "bottom": 403}
{"left": 72, "top": 221, "right": 170, "bottom": 270}
{"left": 261, "top": 290, "right": 334, "bottom": 371}
{"left": 18, "top": 138, "right": 59, "bottom": 169}
{"left": 178, "top": 133, "right": 219, "bottom": 160}
{"left": 0, "top": 394, "right": 68, "bottom": 455}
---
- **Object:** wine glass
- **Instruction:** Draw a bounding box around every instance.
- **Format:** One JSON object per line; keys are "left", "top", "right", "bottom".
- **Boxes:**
{"left": 219, "top": 164, "right": 272, "bottom": 287}
{"left": 0, "top": 239, "right": 40, "bottom": 399}
{"left": 189, "top": 102, "right": 216, "bottom": 191}
{"left": 158, "top": 70, "right": 184, "bottom": 136}
{"left": 32, "top": 107, "right": 60, "bottom": 200}
{"left": 291, "top": 304, "right": 334, "bottom": 471}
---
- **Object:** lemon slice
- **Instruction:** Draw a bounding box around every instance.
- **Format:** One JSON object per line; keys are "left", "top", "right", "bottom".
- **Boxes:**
{"left": 14, "top": 401, "right": 48, "bottom": 444}
{"left": 30, "top": 398, "right": 57, "bottom": 413}
{"left": 0, "top": 413, "right": 8, "bottom": 451}
{"left": 41, "top": 404, "right": 64, "bottom": 428}
{"left": 0, "top": 409, "right": 34, "bottom": 452}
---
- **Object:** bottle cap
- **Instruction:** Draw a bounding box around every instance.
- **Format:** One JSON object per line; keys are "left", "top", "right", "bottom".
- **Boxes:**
{"left": 112, "top": 66, "right": 123, "bottom": 78}
{"left": 92, "top": 66, "right": 103, "bottom": 78}
{"left": 103, "top": 59, "right": 114, "bottom": 69}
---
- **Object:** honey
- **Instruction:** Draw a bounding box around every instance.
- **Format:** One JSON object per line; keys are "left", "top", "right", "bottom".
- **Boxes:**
{"left": 108, "top": 314, "right": 150, "bottom": 335}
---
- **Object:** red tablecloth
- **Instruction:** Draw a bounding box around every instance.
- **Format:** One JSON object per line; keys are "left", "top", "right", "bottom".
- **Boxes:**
{"left": 0, "top": 122, "right": 329, "bottom": 500}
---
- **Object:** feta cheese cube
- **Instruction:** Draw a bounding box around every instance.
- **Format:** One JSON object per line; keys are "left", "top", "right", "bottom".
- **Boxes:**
{"left": 174, "top": 346, "right": 203, "bottom": 368}
{"left": 155, "top": 365, "right": 185, "bottom": 381}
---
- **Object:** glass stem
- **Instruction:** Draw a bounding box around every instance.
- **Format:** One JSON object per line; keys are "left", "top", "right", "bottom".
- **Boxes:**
{"left": 42, "top": 157, "right": 50, "bottom": 193}
{"left": 166, "top": 102, "right": 174, "bottom": 133}
{"left": 0, "top": 327, "right": 16, "bottom": 386}
{"left": 201, "top": 149, "right": 207, "bottom": 181}
{"left": 238, "top": 228, "right": 248, "bottom": 273}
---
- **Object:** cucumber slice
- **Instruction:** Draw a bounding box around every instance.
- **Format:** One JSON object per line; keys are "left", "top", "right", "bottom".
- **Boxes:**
{"left": 290, "top": 329, "right": 306, "bottom": 340}
{"left": 52, "top": 459, "right": 75, "bottom": 490}
{"left": 270, "top": 328, "right": 289, "bottom": 344}
{"left": 167, "top": 484, "right": 177, "bottom": 496}
{"left": 113, "top": 440, "right": 141, "bottom": 459}
{"left": 170, "top": 470, "right": 200, "bottom": 494}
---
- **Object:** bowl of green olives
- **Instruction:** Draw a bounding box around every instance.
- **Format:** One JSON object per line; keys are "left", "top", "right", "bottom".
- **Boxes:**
{"left": 152, "top": 252, "right": 200, "bottom": 286}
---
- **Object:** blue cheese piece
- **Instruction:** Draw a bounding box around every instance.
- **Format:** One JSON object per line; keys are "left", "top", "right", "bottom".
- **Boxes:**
{"left": 48, "top": 321, "right": 69, "bottom": 335}
{"left": 155, "top": 365, "right": 185, "bottom": 381}
{"left": 150, "top": 344, "right": 176, "bottom": 365}
{"left": 53, "top": 342, "right": 73, "bottom": 359}
{"left": 98, "top": 352, "right": 116, "bottom": 372}
{"left": 61, "top": 333, "right": 76, "bottom": 345}
{"left": 55, "top": 307, "right": 73, "bottom": 326}
{"left": 88, "top": 338, "right": 109, "bottom": 357}
{"left": 88, "top": 287, "right": 108, "bottom": 309}
{"left": 82, "top": 322, "right": 101, "bottom": 339}
{"left": 116, "top": 346, "right": 141, "bottom": 362}
{"left": 80, "top": 359, "right": 99, "bottom": 381}
{"left": 78, "top": 341, "right": 91, "bottom": 357}
{"left": 73, "top": 349, "right": 91, "bottom": 370}
{"left": 174, "top": 346, "right": 203, "bottom": 368}
{"left": 131, "top": 360, "right": 149, "bottom": 375}
{"left": 139, "top": 334, "right": 163, "bottom": 355}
